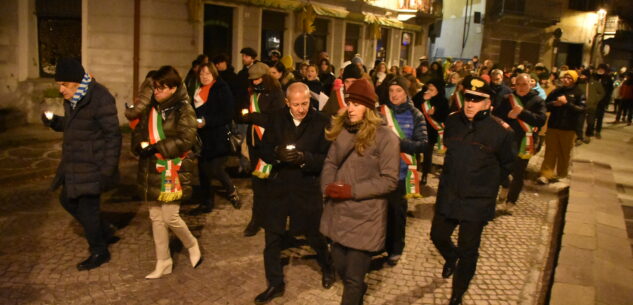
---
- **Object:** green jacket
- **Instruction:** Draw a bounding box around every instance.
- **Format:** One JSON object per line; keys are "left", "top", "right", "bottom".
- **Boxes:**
{"left": 132, "top": 85, "right": 198, "bottom": 202}
{"left": 581, "top": 78, "right": 605, "bottom": 111}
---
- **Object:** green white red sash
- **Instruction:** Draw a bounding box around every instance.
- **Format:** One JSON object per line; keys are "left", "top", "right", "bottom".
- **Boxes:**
{"left": 149, "top": 107, "right": 183, "bottom": 202}
{"left": 249, "top": 93, "right": 272, "bottom": 178}
{"left": 379, "top": 105, "right": 422, "bottom": 198}
{"left": 335, "top": 85, "right": 346, "bottom": 110}
{"left": 451, "top": 91, "right": 465, "bottom": 110}
{"left": 508, "top": 94, "right": 536, "bottom": 159}
{"left": 420, "top": 100, "right": 446, "bottom": 153}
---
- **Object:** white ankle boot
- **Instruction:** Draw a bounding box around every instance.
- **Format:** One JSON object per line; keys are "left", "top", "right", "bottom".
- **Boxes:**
{"left": 145, "top": 258, "right": 173, "bottom": 279}
{"left": 188, "top": 240, "right": 202, "bottom": 268}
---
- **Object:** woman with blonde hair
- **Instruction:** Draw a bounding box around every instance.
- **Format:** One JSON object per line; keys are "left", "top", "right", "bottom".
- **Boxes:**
{"left": 320, "top": 78, "right": 400, "bottom": 305}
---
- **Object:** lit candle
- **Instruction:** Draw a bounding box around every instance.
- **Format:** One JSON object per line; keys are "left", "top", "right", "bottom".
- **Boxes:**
{"left": 196, "top": 118, "right": 203, "bottom": 124}
{"left": 44, "top": 111, "right": 54, "bottom": 120}
{"left": 285, "top": 144, "right": 296, "bottom": 150}
{"left": 241, "top": 108, "right": 249, "bottom": 115}
{"left": 140, "top": 141, "right": 149, "bottom": 149}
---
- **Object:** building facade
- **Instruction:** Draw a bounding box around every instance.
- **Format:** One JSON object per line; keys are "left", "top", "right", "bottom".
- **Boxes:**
{"left": 0, "top": 0, "right": 441, "bottom": 124}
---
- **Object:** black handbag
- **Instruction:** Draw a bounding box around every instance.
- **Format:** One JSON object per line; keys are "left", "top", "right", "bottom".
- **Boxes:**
{"left": 227, "top": 121, "right": 243, "bottom": 155}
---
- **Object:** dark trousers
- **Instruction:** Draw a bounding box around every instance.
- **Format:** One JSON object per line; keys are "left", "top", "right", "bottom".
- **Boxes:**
{"left": 585, "top": 108, "right": 598, "bottom": 136}
{"left": 59, "top": 188, "right": 108, "bottom": 255}
{"left": 263, "top": 228, "right": 331, "bottom": 286}
{"left": 430, "top": 214, "right": 486, "bottom": 296}
{"left": 386, "top": 180, "right": 407, "bottom": 256}
{"left": 594, "top": 101, "right": 608, "bottom": 134}
{"left": 616, "top": 98, "right": 633, "bottom": 122}
{"left": 198, "top": 156, "right": 235, "bottom": 205}
{"left": 332, "top": 243, "right": 371, "bottom": 305}
{"left": 506, "top": 158, "right": 530, "bottom": 204}
{"left": 422, "top": 139, "right": 436, "bottom": 175}
{"left": 575, "top": 111, "right": 586, "bottom": 140}
{"left": 250, "top": 177, "right": 267, "bottom": 227}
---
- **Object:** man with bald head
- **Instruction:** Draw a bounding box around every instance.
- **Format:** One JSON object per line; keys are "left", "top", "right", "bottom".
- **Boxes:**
{"left": 254, "top": 82, "right": 335, "bottom": 303}
{"left": 493, "top": 74, "right": 547, "bottom": 212}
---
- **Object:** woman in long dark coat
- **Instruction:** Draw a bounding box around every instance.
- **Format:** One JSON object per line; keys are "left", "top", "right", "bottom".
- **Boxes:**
{"left": 189, "top": 63, "right": 241, "bottom": 214}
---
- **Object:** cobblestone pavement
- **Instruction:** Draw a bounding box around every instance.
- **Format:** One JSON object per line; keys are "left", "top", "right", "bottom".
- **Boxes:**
{"left": 0, "top": 132, "right": 560, "bottom": 305}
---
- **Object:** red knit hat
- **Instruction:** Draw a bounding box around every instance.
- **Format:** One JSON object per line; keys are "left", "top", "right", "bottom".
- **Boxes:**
{"left": 345, "top": 79, "right": 377, "bottom": 109}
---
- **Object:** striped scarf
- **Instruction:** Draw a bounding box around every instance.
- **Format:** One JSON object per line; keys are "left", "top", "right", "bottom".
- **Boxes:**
{"left": 420, "top": 100, "right": 446, "bottom": 153}
{"left": 250, "top": 93, "right": 272, "bottom": 179}
{"left": 508, "top": 94, "right": 537, "bottom": 159}
{"left": 149, "top": 107, "right": 184, "bottom": 202}
{"left": 70, "top": 73, "right": 92, "bottom": 109}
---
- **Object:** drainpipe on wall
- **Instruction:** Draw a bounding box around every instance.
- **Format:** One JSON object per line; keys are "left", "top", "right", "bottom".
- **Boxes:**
{"left": 133, "top": 0, "right": 140, "bottom": 100}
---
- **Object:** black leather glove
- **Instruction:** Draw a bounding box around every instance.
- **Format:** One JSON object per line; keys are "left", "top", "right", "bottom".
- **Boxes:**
{"left": 240, "top": 112, "right": 253, "bottom": 124}
{"left": 41, "top": 113, "right": 53, "bottom": 127}
{"left": 275, "top": 145, "right": 293, "bottom": 163}
{"left": 287, "top": 150, "right": 305, "bottom": 165}
{"left": 137, "top": 143, "right": 158, "bottom": 158}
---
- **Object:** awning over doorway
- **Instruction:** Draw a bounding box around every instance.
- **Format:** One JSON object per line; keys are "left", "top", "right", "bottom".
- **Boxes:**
{"left": 309, "top": 2, "right": 349, "bottom": 19}
{"left": 231, "top": 0, "right": 302, "bottom": 10}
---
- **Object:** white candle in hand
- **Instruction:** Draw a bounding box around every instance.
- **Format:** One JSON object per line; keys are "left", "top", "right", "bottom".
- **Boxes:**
{"left": 285, "top": 144, "right": 296, "bottom": 150}
{"left": 140, "top": 141, "right": 149, "bottom": 149}
{"left": 44, "top": 111, "right": 54, "bottom": 120}
{"left": 241, "top": 108, "right": 249, "bottom": 115}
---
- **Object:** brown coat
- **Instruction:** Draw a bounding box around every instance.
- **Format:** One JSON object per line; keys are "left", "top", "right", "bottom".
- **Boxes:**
{"left": 319, "top": 124, "right": 400, "bottom": 252}
{"left": 132, "top": 86, "right": 199, "bottom": 202}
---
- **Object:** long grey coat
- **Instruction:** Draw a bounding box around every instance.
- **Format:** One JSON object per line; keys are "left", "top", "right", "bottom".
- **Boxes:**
{"left": 320, "top": 124, "right": 400, "bottom": 252}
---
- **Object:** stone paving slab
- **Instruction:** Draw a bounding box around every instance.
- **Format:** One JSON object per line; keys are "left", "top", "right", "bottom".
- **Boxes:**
{"left": 0, "top": 145, "right": 561, "bottom": 305}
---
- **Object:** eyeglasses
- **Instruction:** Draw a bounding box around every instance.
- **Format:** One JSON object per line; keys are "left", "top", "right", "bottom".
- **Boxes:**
{"left": 153, "top": 85, "right": 170, "bottom": 92}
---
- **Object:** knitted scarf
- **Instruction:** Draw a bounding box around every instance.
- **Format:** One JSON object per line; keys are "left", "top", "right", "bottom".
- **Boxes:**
{"left": 149, "top": 107, "right": 184, "bottom": 202}
{"left": 193, "top": 81, "right": 215, "bottom": 108}
{"left": 70, "top": 73, "right": 92, "bottom": 109}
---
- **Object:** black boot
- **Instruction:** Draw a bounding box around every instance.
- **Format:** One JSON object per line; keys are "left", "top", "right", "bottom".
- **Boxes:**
{"left": 421, "top": 173, "right": 428, "bottom": 186}
{"left": 77, "top": 252, "right": 110, "bottom": 271}
{"left": 254, "top": 284, "right": 285, "bottom": 304}
{"left": 321, "top": 265, "right": 336, "bottom": 289}
{"left": 189, "top": 199, "right": 213, "bottom": 215}
{"left": 449, "top": 292, "right": 464, "bottom": 305}
{"left": 243, "top": 219, "right": 260, "bottom": 237}
{"left": 442, "top": 258, "right": 457, "bottom": 278}
{"left": 228, "top": 187, "right": 241, "bottom": 209}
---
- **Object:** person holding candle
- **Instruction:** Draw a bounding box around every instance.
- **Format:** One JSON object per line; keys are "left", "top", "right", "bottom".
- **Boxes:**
{"left": 41, "top": 57, "right": 122, "bottom": 271}
{"left": 240, "top": 62, "right": 285, "bottom": 237}
{"left": 252, "top": 82, "right": 335, "bottom": 303}
{"left": 188, "top": 62, "right": 241, "bottom": 214}
{"left": 131, "top": 65, "right": 202, "bottom": 279}
{"left": 320, "top": 78, "right": 400, "bottom": 305}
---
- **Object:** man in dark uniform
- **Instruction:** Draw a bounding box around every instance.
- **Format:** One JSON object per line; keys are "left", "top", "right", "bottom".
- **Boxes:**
{"left": 430, "top": 77, "right": 516, "bottom": 305}
{"left": 254, "top": 82, "right": 335, "bottom": 304}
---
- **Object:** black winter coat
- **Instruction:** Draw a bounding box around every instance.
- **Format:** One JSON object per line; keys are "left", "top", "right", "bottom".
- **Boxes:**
{"left": 436, "top": 111, "right": 516, "bottom": 222}
{"left": 493, "top": 90, "right": 547, "bottom": 151}
{"left": 259, "top": 107, "right": 331, "bottom": 234}
{"left": 49, "top": 81, "right": 122, "bottom": 198}
{"left": 193, "top": 79, "right": 234, "bottom": 159}
{"left": 490, "top": 83, "right": 513, "bottom": 109}
{"left": 412, "top": 91, "right": 449, "bottom": 144}
{"left": 244, "top": 87, "right": 285, "bottom": 169}
{"left": 546, "top": 85, "right": 585, "bottom": 130}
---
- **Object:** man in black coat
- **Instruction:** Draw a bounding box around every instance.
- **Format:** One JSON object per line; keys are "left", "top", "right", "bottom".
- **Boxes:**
{"left": 430, "top": 77, "right": 516, "bottom": 305}
{"left": 490, "top": 69, "right": 512, "bottom": 109}
{"left": 493, "top": 74, "right": 547, "bottom": 212}
{"left": 42, "top": 58, "right": 122, "bottom": 271}
{"left": 254, "top": 82, "right": 335, "bottom": 304}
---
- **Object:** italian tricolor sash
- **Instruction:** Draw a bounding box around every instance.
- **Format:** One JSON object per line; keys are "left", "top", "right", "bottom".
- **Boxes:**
{"left": 249, "top": 93, "right": 272, "bottom": 178}
{"left": 380, "top": 105, "right": 422, "bottom": 198}
{"left": 335, "top": 85, "right": 346, "bottom": 110}
{"left": 451, "top": 91, "right": 465, "bottom": 110}
{"left": 420, "top": 100, "right": 446, "bottom": 153}
{"left": 149, "top": 107, "right": 184, "bottom": 202}
{"left": 508, "top": 94, "right": 536, "bottom": 159}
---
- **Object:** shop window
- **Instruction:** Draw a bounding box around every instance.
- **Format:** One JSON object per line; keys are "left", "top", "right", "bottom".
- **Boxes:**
{"left": 36, "top": 0, "right": 81, "bottom": 78}
{"left": 261, "top": 10, "right": 286, "bottom": 62}
{"left": 344, "top": 23, "right": 361, "bottom": 61}
{"left": 204, "top": 4, "right": 233, "bottom": 59}
{"left": 376, "top": 28, "right": 389, "bottom": 62}
{"left": 400, "top": 32, "right": 413, "bottom": 67}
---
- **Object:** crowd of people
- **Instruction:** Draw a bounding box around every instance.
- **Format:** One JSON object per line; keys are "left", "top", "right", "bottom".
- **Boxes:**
{"left": 41, "top": 50, "right": 632, "bottom": 305}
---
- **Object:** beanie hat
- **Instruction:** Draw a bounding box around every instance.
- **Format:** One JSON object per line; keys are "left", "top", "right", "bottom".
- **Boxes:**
{"left": 248, "top": 62, "right": 270, "bottom": 80}
{"left": 342, "top": 64, "right": 362, "bottom": 80}
{"left": 562, "top": 70, "right": 578, "bottom": 83}
{"left": 345, "top": 79, "right": 377, "bottom": 109}
{"left": 351, "top": 56, "right": 363, "bottom": 65}
{"left": 388, "top": 76, "right": 411, "bottom": 96}
{"left": 240, "top": 47, "right": 258, "bottom": 58}
{"left": 55, "top": 58, "right": 85, "bottom": 83}
{"left": 280, "top": 55, "right": 293, "bottom": 70}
